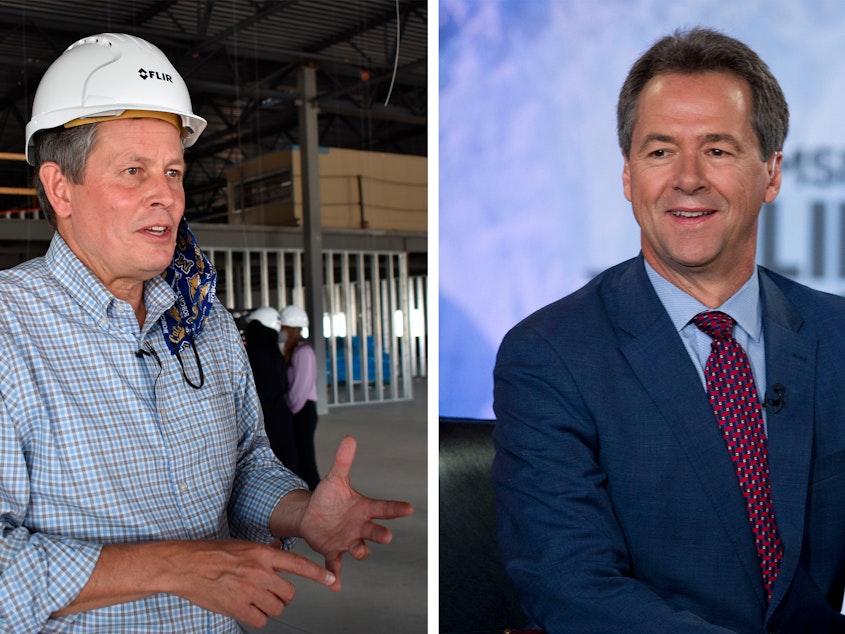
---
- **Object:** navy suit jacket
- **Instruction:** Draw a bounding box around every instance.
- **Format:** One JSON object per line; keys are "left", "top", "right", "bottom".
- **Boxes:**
{"left": 493, "top": 256, "right": 845, "bottom": 633}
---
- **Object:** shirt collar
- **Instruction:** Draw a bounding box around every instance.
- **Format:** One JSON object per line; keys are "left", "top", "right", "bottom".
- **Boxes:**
{"left": 45, "top": 232, "right": 177, "bottom": 331}
{"left": 643, "top": 258, "right": 763, "bottom": 342}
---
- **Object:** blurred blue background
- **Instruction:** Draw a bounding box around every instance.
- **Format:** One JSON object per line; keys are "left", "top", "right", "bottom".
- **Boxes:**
{"left": 439, "top": 0, "right": 845, "bottom": 418}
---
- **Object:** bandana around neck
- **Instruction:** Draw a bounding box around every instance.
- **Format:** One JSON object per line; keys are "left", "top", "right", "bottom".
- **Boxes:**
{"left": 159, "top": 218, "right": 217, "bottom": 355}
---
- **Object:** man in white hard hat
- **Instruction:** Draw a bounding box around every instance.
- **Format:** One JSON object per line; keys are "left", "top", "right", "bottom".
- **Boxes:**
{"left": 0, "top": 33, "right": 412, "bottom": 632}
{"left": 244, "top": 307, "right": 299, "bottom": 471}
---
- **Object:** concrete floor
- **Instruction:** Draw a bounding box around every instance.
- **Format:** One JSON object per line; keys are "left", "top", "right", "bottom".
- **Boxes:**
{"left": 242, "top": 376, "right": 428, "bottom": 634}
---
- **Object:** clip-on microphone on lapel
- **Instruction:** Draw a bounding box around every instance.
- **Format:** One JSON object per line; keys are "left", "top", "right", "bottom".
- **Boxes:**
{"left": 763, "top": 383, "right": 786, "bottom": 414}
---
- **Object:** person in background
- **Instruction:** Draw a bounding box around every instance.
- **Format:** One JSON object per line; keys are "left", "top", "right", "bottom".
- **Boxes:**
{"left": 280, "top": 305, "right": 321, "bottom": 490}
{"left": 493, "top": 27, "right": 845, "bottom": 633}
{"left": 245, "top": 307, "right": 299, "bottom": 474}
{"left": 0, "top": 32, "right": 412, "bottom": 632}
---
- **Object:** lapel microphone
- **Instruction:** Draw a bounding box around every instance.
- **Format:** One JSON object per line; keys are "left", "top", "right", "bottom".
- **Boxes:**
{"left": 763, "top": 384, "right": 786, "bottom": 414}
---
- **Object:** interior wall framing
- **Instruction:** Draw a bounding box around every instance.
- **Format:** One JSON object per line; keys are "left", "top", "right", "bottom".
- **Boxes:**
{"left": 196, "top": 223, "right": 426, "bottom": 408}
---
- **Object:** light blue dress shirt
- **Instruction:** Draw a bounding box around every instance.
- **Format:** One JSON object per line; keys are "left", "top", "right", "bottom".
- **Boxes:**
{"left": 0, "top": 234, "right": 306, "bottom": 633}
{"left": 643, "top": 259, "right": 767, "bottom": 405}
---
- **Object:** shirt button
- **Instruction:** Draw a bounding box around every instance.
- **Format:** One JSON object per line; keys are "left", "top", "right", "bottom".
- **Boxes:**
{"left": 178, "top": 481, "right": 189, "bottom": 493}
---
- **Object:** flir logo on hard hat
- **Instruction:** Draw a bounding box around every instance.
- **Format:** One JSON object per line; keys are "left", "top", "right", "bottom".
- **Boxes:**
{"left": 138, "top": 68, "right": 173, "bottom": 83}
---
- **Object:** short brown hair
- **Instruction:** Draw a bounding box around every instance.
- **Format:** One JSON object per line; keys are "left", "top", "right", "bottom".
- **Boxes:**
{"left": 31, "top": 123, "right": 100, "bottom": 229}
{"left": 617, "top": 27, "right": 788, "bottom": 160}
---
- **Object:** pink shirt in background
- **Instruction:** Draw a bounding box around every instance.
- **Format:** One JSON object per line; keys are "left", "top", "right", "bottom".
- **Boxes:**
{"left": 287, "top": 342, "right": 318, "bottom": 413}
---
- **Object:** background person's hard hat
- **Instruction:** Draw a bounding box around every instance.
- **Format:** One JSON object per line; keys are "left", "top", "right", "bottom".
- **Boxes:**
{"left": 25, "top": 32, "right": 207, "bottom": 164}
{"left": 279, "top": 305, "right": 309, "bottom": 329}
{"left": 247, "top": 307, "right": 283, "bottom": 332}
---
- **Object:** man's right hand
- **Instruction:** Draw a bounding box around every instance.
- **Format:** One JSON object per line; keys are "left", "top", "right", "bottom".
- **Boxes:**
{"left": 53, "top": 539, "right": 336, "bottom": 629}
{"left": 163, "top": 539, "right": 336, "bottom": 628}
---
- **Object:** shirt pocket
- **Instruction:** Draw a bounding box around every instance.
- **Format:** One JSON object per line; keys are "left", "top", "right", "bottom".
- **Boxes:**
{"left": 191, "top": 386, "right": 240, "bottom": 494}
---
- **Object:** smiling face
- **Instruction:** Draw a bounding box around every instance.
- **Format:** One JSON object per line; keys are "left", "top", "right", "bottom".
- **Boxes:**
{"left": 622, "top": 71, "right": 781, "bottom": 303}
{"left": 44, "top": 117, "right": 186, "bottom": 301}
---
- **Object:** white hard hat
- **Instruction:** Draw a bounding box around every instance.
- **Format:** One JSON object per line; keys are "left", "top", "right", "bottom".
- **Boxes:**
{"left": 247, "top": 307, "right": 283, "bottom": 332}
{"left": 25, "top": 33, "right": 207, "bottom": 164}
{"left": 279, "top": 305, "right": 309, "bottom": 329}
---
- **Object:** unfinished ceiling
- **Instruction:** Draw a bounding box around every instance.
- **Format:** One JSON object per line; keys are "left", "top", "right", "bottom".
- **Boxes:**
{"left": 0, "top": 0, "right": 428, "bottom": 222}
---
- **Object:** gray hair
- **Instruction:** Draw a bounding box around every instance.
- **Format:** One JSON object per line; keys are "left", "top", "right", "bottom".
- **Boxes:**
{"left": 31, "top": 123, "right": 100, "bottom": 229}
{"left": 617, "top": 27, "right": 788, "bottom": 161}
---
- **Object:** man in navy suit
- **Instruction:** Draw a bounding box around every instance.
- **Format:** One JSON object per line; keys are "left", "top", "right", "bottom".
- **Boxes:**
{"left": 493, "top": 28, "right": 845, "bottom": 633}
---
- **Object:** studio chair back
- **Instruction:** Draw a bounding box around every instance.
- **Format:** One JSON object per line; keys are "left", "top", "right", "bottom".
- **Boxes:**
{"left": 439, "top": 418, "right": 541, "bottom": 634}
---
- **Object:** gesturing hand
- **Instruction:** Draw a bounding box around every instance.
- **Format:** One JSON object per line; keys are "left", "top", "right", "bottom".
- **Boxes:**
{"left": 298, "top": 436, "right": 414, "bottom": 590}
{"left": 158, "top": 539, "right": 336, "bottom": 629}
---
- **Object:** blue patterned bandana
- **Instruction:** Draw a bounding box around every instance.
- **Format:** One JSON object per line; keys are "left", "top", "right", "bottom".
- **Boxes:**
{"left": 159, "top": 218, "right": 217, "bottom": 355}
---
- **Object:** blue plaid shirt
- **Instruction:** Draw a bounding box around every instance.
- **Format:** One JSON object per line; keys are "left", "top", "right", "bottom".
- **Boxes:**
{"left": 0, "top": 234, "right": 306, "bottom": 632}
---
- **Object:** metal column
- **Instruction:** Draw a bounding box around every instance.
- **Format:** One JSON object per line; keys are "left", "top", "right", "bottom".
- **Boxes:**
{"left": 298, "top": 63, "right": 329, "bottom": 415}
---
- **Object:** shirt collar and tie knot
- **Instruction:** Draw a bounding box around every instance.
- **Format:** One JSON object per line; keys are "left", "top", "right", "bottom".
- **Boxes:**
{"left": 692, "top": 310, "right": 735, "bottom": 341}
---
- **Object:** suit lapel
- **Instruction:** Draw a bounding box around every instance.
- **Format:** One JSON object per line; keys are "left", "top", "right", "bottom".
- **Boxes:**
{"left": 757, "top": 270, "right": 817, "bottom": 610}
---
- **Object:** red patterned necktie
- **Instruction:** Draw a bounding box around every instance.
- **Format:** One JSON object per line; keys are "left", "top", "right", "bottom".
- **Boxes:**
{"left": 692, "top": 311, "right": 783, "bottom": 602}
